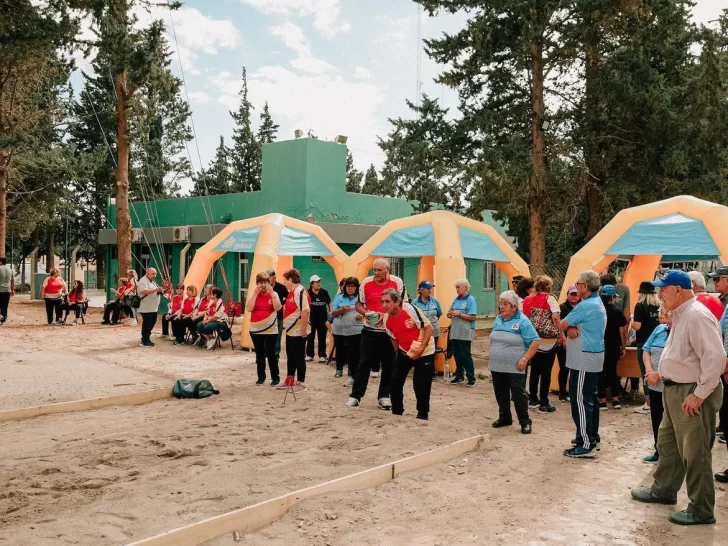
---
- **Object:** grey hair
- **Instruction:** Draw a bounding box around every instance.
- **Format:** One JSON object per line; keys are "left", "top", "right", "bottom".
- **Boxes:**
{"left": 688, "top": 271, "right": 706, "bottom": 290}
{"left": 265, "top": 268, "right": 276, "bottom": 276}
{"left": 381, "top": 288, "right": 403, "bottom": 303}
{"left": 455, "top": 278, "right": 471, "bottom": 289}
{"left": 498, "top": 290, "right": 520, "bottom": 308}
{"left": 577, "top": 270, "right": 601, "bottom": 292}
{"left": 373, "top": 258, "right": 390, "bottom": 270}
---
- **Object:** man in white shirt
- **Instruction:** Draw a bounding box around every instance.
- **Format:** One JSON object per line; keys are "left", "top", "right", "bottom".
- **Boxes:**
{"left": 136, "top": 268, "right": 164, "bottom": 347}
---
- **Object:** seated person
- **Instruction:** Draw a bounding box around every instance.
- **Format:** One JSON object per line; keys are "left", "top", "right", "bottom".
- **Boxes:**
{"left": 62, "top": 280, "right": 88, "bottom": 325}
{"left": 122, "top": 272, "right": 138, "bottom": 325}
{"left": 173, "top": 284, "right": 199, "bottom": 344}
{"left": 102, "top": 277, "right": 128, "bottom": 325}
{"left": 184, "top": 284, "right": 211, "bottom": 344}
{"left": 196, "top": 287, "right": 228, "bottom": 349}
{"left": 162, "top": 284, "right": 185, "bottom": 339}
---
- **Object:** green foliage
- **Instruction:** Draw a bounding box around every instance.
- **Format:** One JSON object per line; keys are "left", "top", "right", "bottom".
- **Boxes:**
{"left": 229, "top": 67, "right": 260, "bottom": 192}
{"left": 191, "top": 136, "right": 232, "bottom": 196}
{"left": 345, "top": 150, "right": 363, "bottom": 193}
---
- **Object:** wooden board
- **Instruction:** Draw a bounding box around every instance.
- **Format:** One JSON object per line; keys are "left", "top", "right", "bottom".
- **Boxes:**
{"left": 127, "top": 434, "right": 487, "bottom": 546}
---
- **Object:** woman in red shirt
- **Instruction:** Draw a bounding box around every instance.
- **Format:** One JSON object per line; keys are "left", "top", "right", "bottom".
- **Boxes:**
{"left": 162, "top": 284, "right": 185, "bottom": 339}
{"left": 187, "top": 284, "right": 211, "bottom": 344}
{"left": 41, "top": 268, "right": 67, "bottom": 325}
{"left": 246, "top": 272, "right": 283, "bottom": 385}
{"left": 177, "top": 285, "right": 199, "bottom": 344}
{"left": 282, "top": 269, "right": 310, "bottom": 388}
{"left": 62, "top": 280, "right": 88, "bottom": 325}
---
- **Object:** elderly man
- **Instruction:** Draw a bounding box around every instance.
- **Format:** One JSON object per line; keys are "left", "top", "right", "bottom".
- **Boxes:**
{"left": 448, "top": 279, "right": 478, "bottom": 387}
{"left": 687, "top": 271, "right": 723, "bottom": 320}
{"left": 559, "top": 270, "right": 606, "bottom": 458}
{"left": 707, "top": 266, "right": 728, "bottom": 306}
{"left": 266, "top": 269, "right": 288, "bottom": 360}
{"left": 136, "top": 267, "right": 164, "bottom": 348}
{"left": 346, "top": 258, "right": 407, "bottom": 410}
{"left": 631, "top": 270, "right": 725, "bottom": 525}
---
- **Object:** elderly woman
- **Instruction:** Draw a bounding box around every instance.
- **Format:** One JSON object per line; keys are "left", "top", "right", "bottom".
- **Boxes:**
{"left": 642, "top": 307, "right": 671, "bottom": 464}
{"left": 282, "top": 269, "right": 310, "bottom": 388}
{"left": 246, "top": 271, "right": 283, "bottom": 386}
{"left": 331, "top": 277, "right": 363, "bottom": 382}
{"left": 40, "top": 268, "right": 67, "bottom": 325}
{"left": 447, "top": 279, "right": 478, "bottom": 387}
{"left": 522, "top": 275, "right": 563, "bottom": 413}
{"left": 412, "top": 280, "right": 443, "bottom": 347}
{"left": 490, "top": 290, "right": 540, "bottom": 434}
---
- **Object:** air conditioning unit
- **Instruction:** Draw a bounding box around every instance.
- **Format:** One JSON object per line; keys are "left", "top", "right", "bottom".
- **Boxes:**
{"left": 132, "top": 228, "right": 144, "bottom": 243}
{"left": 173, "top": 226, "right": 190, "bottom": 242}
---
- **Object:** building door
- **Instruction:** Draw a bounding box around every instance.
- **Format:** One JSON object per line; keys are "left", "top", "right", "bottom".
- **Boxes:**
{"left": 239, "top": 253, "right": 249, "bottom": 302}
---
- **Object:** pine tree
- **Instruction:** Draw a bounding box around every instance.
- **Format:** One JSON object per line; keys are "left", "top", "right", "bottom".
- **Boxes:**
{"left": 345, "top": 150, "right": 363, "bottom": 193}
{"left": 361, "top": 164, "right": 381, "bottom": 195}
{"left": 191, "top": 136, "right": 231, "bottom": 196}
{"left": 230, "top": 67, "right": 260, "bottom": 192}
{"left": 257, "top": 102, "right": 279, "bottom": 144}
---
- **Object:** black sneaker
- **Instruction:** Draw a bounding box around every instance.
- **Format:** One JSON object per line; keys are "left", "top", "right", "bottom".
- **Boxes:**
{"left": 255, "top": 378, "right": 265, "bottom": 385}
{"left": 599, "top": 402, "right": 608, "bottom": 410}
{"left": 416, "top": 412, "right": 428, "bottom": 420}
{"left": 140, "top": 340, "right": 154, "bottom": 348}
{"left": 101, "top": 320, "right": 111, "bottom": 325}
{"left": 270, "top": 378, "right": 280, "bottom": 386}
{"left": 528, "top": 400, "right": 539, "bottom": 407}
{"left": 450, "top": 376, "right": 465, "bottom": 385}
{"left": 466, "top": 380, "right": 476, "bottom": 388}
{"left": 538, "top": 404, "right": 556, "bottom": 413}
{"left": 559, "top": 394, "right": 570, "bottom": 403}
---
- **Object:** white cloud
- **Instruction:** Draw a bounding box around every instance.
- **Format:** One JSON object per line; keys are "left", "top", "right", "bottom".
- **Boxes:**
{"left": 269, "top": 22, "right": 311, "bottom": 56}
{"left": 291, "top": 56, "right": 336, "bottom": 74}
{"left": 240, "top": 0, "right": 350, "bottom": 37}
{"left": 352, "top": 66, "right": 372, "bottom": 80}
{"left": 187, "top": 91, "right": 210, "bottom": 104}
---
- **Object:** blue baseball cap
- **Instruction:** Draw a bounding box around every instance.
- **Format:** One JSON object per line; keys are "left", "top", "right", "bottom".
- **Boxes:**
{"left": 418, "top": 280, "right": 435, "bottom": 290}
{"left": 601, "top": 284, "right": 617, "bottom": 296}
{"left": 651, "top": 270, "right": 692, "bottom": 289}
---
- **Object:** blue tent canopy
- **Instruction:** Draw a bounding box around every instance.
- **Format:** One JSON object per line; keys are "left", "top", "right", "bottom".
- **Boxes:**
{"left": 606, "top": 214, "right": 720, "bottom": 259}
{"left": 459, "top": 226, "right": 509, "bottom": 261}
{"left": 215, "top": 226, "right": 333, "bottom": 256}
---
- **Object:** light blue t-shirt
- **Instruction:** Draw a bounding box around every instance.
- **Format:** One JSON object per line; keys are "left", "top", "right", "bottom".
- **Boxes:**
{"left": 489, "top": 310, "right": 540, "bottom": 374}
{"left": 413, "top": 296, "right": 443, "bottom": 337}
{"left": 450, "top": 294, "right": 477, "bottom": 341}
{"left": 720, "top": 306, "right": 728, "bottom": 354}
{"left": 565, "top": 292, "right": 606, "bottom": 372}
{"left": 331, "top": 293, "right": 362, "bottom": 337}
{"left": 642, "top": 324, "right": 669, "bottom": 392}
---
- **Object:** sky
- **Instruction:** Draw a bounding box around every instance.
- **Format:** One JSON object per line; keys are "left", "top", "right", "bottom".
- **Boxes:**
{"left": 73, "top": 0, "right": 726, "bottom": 194}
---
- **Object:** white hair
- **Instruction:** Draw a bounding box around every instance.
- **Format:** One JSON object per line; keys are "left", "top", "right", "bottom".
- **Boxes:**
{"left": 373, "top": 258, "right": 390, "bottom": 270}
{"left": 578, "top": 270, "right": 601, "bottom": 292}
{"left": 455, "top": 278, "right": 471, "bottom": 289}
{"left": 688, "top": 271, "right": 706, "bottom": 290}
{"left": 499, "top": 290, "right": 520, "bottom": 308}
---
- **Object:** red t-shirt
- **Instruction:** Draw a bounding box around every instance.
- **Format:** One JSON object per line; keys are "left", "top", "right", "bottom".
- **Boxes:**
{"left": 250, "top": 292, "right": 277, "bottom": 334}
{"left": 68, "top": 291, "right": 84, "bottom": 303}
{"left": 359, "top": 275, "right": 406, "bottom": 314}
{"left": 383, "top": 303, "right": 435, "bottom": 356}
{"left": 45, "top": 277, "right": 64, "bottom": 295}
{"left": 181, "top": 296, "right": 196, "bottom": 315}
{"left": 696, "top": 293, "right": 724, "bottom": 321}
{"left": 197, "top": 298, "right": 209, "bottom": 313}
{"left": 169, "top": 294, "right": 183, "bottom": 313}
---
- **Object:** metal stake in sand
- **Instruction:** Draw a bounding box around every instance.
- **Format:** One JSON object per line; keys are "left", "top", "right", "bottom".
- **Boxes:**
{"left": 282, "top": 376, "right": 296, "bottom": 404}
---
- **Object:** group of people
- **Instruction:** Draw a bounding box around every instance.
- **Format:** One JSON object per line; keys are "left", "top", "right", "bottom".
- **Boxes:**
{"left": 39, "top": 268, "right": 88, "bottom": 326}
{"left": 493, "top": 266, "right": 728, "bottom": 526}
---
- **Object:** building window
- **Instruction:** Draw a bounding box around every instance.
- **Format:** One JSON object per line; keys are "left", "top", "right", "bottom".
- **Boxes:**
{"left": 483, "top": 261, "right": 496, "bottom": 291}
{"left": 311, "top": 256, "right": 324, "bottom": 263}
{"left": 389, "top": 258, "right": 404, "bottom": 279}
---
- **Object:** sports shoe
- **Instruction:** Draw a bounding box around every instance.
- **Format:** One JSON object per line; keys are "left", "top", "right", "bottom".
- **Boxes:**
{"left": 128, "top": 319, "right": 138, "bottom": 326}
{"left": 466, "top": 380, "right": 476, "bottom": 388}
{"left": 571, "top": 439, "right": 600, "bottom": 451}
{"left": 492, "top": 419, "right": 512, "bottom": 428}
{"left": 346, "top": 397, "right": 360, "bottom": 407}
{"left": 633, "top": 403, "right": 650, "bottom": 414}
{"left": 101, "top": 320, "right": 111, "bottom": 325}
{"left": 378, "top": 397, "right": 392, "bottom": 410}
{"left": 630, "top": 487, "right": 676, "bottom": 505}
{"left": 643, "top": 453, "right": 659, "bottom": 464}
{"left": 416, "top": 412, "right": 428, "bottom": 421}
{"left": 538, "top": 404, "right": 556, "bottom": 413}
{"left": 318, "top": 356, "right": 327, "bottom": 363}
{"left": 344, "top": 377, "right": 354, "bottom": 387}
{"left": 528, "top": 400, "right": 539, "bottom": 407}
{"left": 71, "top": 320, "right": 78, "bottom": 326}
{"left": 335, "top": 370, "right": 343, "bottom": 378}
{"left": 450, "top": 376, "right": 465, "bottom": 385}
{"left": 564, "top": 446, "right": 596, "bottom": 458}
{"left": 370, "top": 371, "right": 380, "bottom": 378}
{"left": 270, "top": 378, "right": 280, "bottom": 387}
{"left": 599, "top": 402, "right": 608, "bottom": 411}
{"left": 139, "top": 340, "right": 154, "bottom": 348}
{"left": 305, "top": 356, "right": 314, "bottom": 362}
{"left": 718, "top": 433, "right": 726, "bottom": 444}
{"left": 168, "top": 334, "right": 175, "bottom": 341}
{"left": 173, "top": 340, "right": 185, "bottom": 346}
{"left": 612, "top": 400, "right": 622, "bottom": 409}
{"left": 255, "top": 378, "right": 265, "bottom": 385}
{"left": 206, "top": 338, "right": 216, "bottom": 350}
{"left": 558, "top": 394, "right": 570, "bottom": 403}
{"left": 669, "top": 510, "right": 716, "bottom": 526}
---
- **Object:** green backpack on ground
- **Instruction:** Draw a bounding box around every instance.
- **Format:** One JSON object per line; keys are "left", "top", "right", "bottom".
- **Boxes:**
{"left": 172, "top": 379, "right": 220, "bottom": 399}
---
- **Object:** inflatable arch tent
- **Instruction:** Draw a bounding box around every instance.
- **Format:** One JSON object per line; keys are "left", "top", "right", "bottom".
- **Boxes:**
{"left": 184, "top": 214, "right": 347, "bottom": 349}
{"left": 553, "top": 195, "right": 728, "bottom": 389}
{"left": 344, "top": 210, "right": 530, "bottom": 372}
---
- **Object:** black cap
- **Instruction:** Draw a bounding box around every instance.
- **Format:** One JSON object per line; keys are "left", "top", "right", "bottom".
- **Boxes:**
{"left": 638, "top": 281, "right": 656, "bottom": 294}
{"left": 707, "top": 266, "right": 728, "bottom": 279}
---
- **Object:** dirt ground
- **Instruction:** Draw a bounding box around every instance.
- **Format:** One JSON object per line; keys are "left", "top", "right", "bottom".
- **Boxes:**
{"left": 0, "top": 298, "right": 726, "bottom": 545}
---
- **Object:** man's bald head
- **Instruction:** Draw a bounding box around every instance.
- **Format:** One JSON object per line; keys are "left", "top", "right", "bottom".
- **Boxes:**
{"left": 146, "top": 268, "right": 158, "bottom": 280}
{"left": 372, "top": 258, "right": 390, "bottom": 283}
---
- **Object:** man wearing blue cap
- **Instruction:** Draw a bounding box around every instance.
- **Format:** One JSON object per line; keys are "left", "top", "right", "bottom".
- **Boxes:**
{"left": 631, "top": 270, "right": 725, "bottom": 526}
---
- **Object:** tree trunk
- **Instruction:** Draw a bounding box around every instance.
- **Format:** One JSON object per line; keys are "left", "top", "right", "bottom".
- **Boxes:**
{"left": 584, "top": 34, "right": 605, "bottom": 241}
{"left": 528, "top": 10, "right": 547, "bottom": 267}
{"left": 47, "top": 225, "right": 55, "bottom": 271}
{"left": 0, "top": 151, "right": 8, "bottom": 258}
{"left": 115, "top": 73, "right": 132, "bottom": 276}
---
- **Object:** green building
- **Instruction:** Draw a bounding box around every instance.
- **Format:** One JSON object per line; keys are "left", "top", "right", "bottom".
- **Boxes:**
{"left": 99, "top": 138, "right": 513, "bottom": 315}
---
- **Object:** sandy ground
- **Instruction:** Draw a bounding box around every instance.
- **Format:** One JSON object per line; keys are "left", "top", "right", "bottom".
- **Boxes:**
{"left": 0, "top": 298, "right": 727, "bottom": 545}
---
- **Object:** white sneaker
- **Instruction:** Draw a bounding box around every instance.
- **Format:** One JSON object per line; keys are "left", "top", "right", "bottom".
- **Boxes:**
{"left": 346, "top": 397, "right": 360, "bottom": 407}
{"left": 344, "top": 377, "right": 354, "bottom": 387}
{"left": 633, "top": 403, "right": 650, "bottom": 414}
{"left": 206, "top": 338, "right": 216, "bottom": 350}
{"left": 168, "top": 334, "right": 175, "bottom": 341}
{"left": 128, "top": 319, "right": 138, "bottom": 326}
{"left": 295, "top": 381, "right": 307, "bottom": 392}
{"left": 305, "top": 356, "right": 314, "bottom": 361}
{"left": 71, "top": 320, "right": 78, "bottom": 326}
{"left": 318, "top": 356, "right": 327, "bottom": 363}
{"left": 378, "top": 397, "right": 392, "bottom": 410}
{"left": 370, "top": 371, "right": 380, "bottom": 378}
